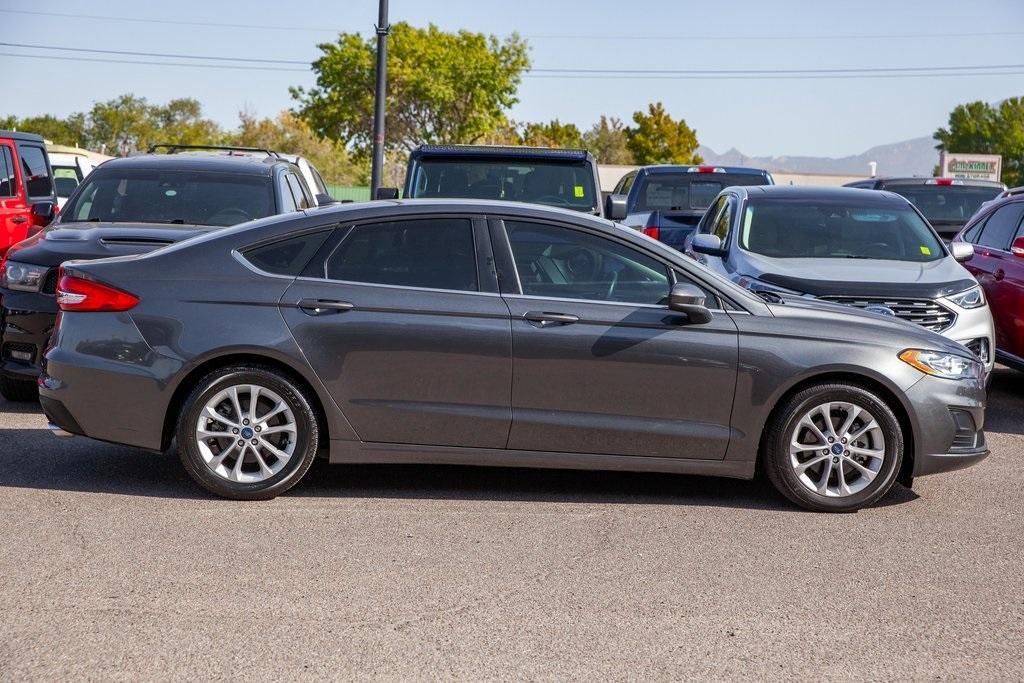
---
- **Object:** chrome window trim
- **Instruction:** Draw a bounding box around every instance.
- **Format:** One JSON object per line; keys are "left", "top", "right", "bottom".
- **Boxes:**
{"left": 293, "top": 275, "right": 501, "bottom": 298}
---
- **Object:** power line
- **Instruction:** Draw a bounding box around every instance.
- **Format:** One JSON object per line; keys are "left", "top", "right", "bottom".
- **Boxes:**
{"left": 0, "top": 53, "right": 308, "bottom": 72}
{"left": 4, "top": 8, "right": 1024, "bottom": 41}
{"left": 4, "top": 42, "right": 1023, "bottom": 76}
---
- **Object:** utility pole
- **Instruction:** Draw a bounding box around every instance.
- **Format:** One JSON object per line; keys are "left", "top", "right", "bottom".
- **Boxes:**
{"left": 370, "top": 0, "right": 390, "bottom": 197}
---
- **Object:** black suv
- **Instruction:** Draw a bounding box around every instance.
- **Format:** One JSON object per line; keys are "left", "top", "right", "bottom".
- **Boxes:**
{"left": 399, "top": 145, "right": 615, "bottom": 217}
{"left": 0, "top": 146, "right": 318, "bottom": 401}
{"left": 845, "top": 177, "right": 1006, "bottom": 241}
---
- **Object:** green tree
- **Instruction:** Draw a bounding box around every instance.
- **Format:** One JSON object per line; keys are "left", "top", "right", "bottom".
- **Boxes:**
{"left": 520, "top": 119, "right": 584, "bottom": 148}
{"left": 82, "top": 94, "right": 223, "bottom": 154}
{"left": 935, "top": 97, "right": 1024, "bottom": 186}
{"left": 583, "top": 115, "right": 633, "bottom": 164}
{"left": 0, "top": 113, "right": 88, "bottom": 147}
{"left": 626, "top": 102, "right": 702, "bottom": 165}
{"left": 292, "top": 23, "right": 530, "bottom": 157}
{"left": 232, "top": 109, "right": 365, "bottom": 185}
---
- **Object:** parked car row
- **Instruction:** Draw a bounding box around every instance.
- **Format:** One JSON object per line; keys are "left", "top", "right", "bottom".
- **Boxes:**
{"left": 0, "top": 139, "right": 1002, "bottom": 513}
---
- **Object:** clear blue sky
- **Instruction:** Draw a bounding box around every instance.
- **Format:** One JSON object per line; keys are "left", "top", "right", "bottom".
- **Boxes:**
{"left": 3, "top": 0, "right": 1023, "bottom": 158}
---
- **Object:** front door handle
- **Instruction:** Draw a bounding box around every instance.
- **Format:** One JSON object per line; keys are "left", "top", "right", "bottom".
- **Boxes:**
{"left": 994, "top": 268, "right": 1006, "bottom": 282}
{"left": 524, "top": 311, "right": 579, "bottom": 327}
{"left": 11, "top": 216, "right": 27, "bottom": 224}
{"left": 297, "top": 298, "right": 355, "bottom": 315}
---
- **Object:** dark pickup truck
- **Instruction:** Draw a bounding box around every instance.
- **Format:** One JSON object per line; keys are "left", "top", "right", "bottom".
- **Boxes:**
{"left": 398, "top": 144, "right": 620, "bottom": 217}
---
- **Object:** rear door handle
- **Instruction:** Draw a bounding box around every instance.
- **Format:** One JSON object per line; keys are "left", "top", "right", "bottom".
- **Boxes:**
{"left": 524, "top": 311, "right": 579, "bottom": 326}
{"left": 297, "top": 298, "right": 355, "bottom": 315}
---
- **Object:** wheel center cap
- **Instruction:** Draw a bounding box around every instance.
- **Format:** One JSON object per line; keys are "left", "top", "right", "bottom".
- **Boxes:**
{"left": 240, "top": 427, "right": 254, "bottom": 440}
{"left": 831, "top": 443, "right": 844, "bottom": 455}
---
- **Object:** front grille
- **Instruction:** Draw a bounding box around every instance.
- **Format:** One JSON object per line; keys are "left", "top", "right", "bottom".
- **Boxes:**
{"left": 40, "top": 268, "right": 59, "bottom": 296}
{"left": 818, "top": 296, "right": 956, "bottom": 332}
{"left": 2, "top": 341, "right": 36, "bottom": 364}
{"left": 964, "top": 338, "right": 990, "bottom": 363}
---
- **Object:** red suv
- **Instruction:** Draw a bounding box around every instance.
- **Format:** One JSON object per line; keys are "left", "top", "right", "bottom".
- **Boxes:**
{"left": 0, "top": 130, "right": 58, "bottom": 258}
{"left": 953, "top": 189, "right": 1024, "bottom": 371}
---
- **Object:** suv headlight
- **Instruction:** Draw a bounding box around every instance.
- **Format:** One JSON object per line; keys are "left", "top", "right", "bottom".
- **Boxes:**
{"left": 0, "top": 260, "right": 48, "bottom": 292}
{"left": 899, "top": 349, "right": 981, "bottom": 380}
{"left": 947, "top": 286, "right": 985, "bottom": 309}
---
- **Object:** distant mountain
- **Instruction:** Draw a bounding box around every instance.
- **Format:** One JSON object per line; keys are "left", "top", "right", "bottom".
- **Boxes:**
{"left": 699, "top": 136, "right": 939, "bottom": 177}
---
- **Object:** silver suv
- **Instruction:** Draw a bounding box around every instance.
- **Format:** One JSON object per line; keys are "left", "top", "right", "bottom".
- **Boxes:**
{"left": 686, "top": 186, "right": 995, "bottom": 373}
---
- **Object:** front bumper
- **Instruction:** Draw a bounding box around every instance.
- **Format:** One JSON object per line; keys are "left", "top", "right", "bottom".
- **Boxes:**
{"left": 905, "top": 372, "right": 989, "bottom": 478}
{"left": 0, "top": 289, "right": 57, "bottom": 381}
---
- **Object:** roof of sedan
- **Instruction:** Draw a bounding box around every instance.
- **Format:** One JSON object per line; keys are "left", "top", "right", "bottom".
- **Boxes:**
{"left": 740, "top": 185, "right": 908, "bottom": 203}
{"left": 93, "top": 153, "right": 284, "bottom": 175}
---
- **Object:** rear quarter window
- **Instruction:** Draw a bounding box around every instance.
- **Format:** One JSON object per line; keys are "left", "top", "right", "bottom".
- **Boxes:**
{"left": 244, "top": 231, "right": 331, "bottom": 276}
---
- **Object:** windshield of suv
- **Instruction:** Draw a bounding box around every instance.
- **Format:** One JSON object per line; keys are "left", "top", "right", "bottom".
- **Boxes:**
{"left": 740, "top": 198, "right": 944, "bottom": 262}
{"left": 410, "top": 159, "right": 598, "bottom": 212}
{"left": 61, "top": 169, "right": 276, "bottom": 226}
{"left": 881, "top": 184, "right": 1002, "bottom": 225}
{"left": 633, "top": 173, "right": 769, "bottom": 212}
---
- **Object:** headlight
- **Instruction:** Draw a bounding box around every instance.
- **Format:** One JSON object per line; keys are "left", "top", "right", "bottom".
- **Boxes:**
{"left": 0, "top": 260, "right": 48, "bottom": 292}
{"left": 947, "top": 286, "right": 985, "bottom": 309}
{"left": 899, "top": 349, "right": 981, "bottom": 380}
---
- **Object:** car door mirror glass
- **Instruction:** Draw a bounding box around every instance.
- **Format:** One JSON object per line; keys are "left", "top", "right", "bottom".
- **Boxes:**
{"left": 30, "top": 201, "right": 55, "bottom": 226}
{"left": 605, "top": 193, "right": 627, "bottom": 221}
{"left": 374, "top": 187, "right": 400, "bottom": 200}
{"left": 691, "top": 233, "right": 726, "bottom": 257}
{"left": 668, "top": 282, "right": 713, "bottom": 323}
{"left": 950, "top": 241, "right": 974, "bottom": 262}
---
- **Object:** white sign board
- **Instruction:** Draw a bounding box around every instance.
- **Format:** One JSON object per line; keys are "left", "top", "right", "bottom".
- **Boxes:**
{"left": 939, "top": 152, "right": 1002, "bottom": 182}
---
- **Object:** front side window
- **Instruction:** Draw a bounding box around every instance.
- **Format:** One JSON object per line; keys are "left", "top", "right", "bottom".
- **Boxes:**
{"left": 0, "top": 146, "right": 14, "bottom": 198}
{"left": 19, "top": 145, "right": 52, "bottom": 198}
{"left": 505, "top": 220, "right": 670, "bottom": 305}
{"left": 62, "top": 169, "right": 276, "bottom": 226}
{"left": 739, "top": 197, "right": 944, "bottom": 262}
{"left": 711, "top": 198, "right": 734, "bottom": 242}
{"left": 975, "top": 203, "right": 1024, "bottom": 251}
{"left": 326, "top": 218, "right": 478, "bottom": 292}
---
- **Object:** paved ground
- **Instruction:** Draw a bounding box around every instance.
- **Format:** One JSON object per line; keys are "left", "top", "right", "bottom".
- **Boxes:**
{"left": 0, "top": 370, "right": 1022, "bottom": 681}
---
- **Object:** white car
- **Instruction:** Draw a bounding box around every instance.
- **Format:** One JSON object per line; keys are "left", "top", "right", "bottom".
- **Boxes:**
{"left": 46, "top": 145, "right": 111, "bottom": 208}
{"left": 277, "top": 154, "right": 334, "bottom": 205}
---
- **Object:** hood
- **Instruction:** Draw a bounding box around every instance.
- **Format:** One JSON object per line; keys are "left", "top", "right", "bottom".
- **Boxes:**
{"left": 741, "top": 251, "right": 976, "bottom": 299}
{"left": 6, "top": 221, "right": 213, "bottom": 268}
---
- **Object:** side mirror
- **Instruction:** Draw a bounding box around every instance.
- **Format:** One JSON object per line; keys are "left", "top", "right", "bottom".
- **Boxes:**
{"left": 691, "top": 233, "right": 726, "bottom": 257}
{"left": 315, "top": 192, "right": 338, "bottom": 206}
{"left": 667, "top": 283, "right": 714, "bottom": 324}
{"left": 30, "top": 201, "right": 56, "bottom": 227}
{"left": 950, "top": 241, "right": 974, "bottom": 263}
{"left": 374, "top": 187, "right": 400, "bottom": 200}
{"left": 605, "top": 193, "right": 627, "bottom": 221}
{"left": 1011, "top": 236, "right": 1024, "bottom": 258}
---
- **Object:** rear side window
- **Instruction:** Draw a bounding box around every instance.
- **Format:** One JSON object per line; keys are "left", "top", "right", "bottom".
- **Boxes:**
{"left": 976, "top": 204, "right": 1024, "bottom": 251}
{"left": 19, "top": 145, "right": 52, "bottom": 198}
{"left": 0, "top": 146, "right": 15, "bottom": 198}
{"left": 326, "top": 218, "right": 478, "bottom": 292}
{"left": 245, "top": 231, "right": 331, "bottom": 276}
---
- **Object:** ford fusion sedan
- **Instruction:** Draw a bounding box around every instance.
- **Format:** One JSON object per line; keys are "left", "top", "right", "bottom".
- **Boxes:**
{"left": 39, "top": 200, "right": 987, "bottom": 512}
{"left": 686, "top": 186, "right": 995, "bottom": 374}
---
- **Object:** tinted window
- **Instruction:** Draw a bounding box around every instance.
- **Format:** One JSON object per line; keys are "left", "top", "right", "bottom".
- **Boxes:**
{"left": 245, "top": 231, "right": 331, "bottom": 276}
{"left": 284, "top": 174, "right": 310, "bottom": 210}
{"left": 962, "top": 215, "right": 987, "bottom": 243}
{"left": 976, "top": 204, "right": 1024, "bottom": 251}
{"left": 711, "top": 198, "right": 734, "bottom": 242}
{"left": 62, "top": 170, "right": 276, "bottom": 226}
{"left": 740, "top": 198, "right": 944, "bottom": 262}
{"left": 53, "top": 166, "right": 80, "bottom": 198}
{"left": 883, "top": 184, "right": 1003, "bottom": 225}
{"left": 19, "top": 145, "right": 52, "bottom": 198}
{"left": 326, "top": 219, "right": 478, "bottom": 292}
{"left": 409, "top": 159, "right": 598, "bottom": 212}
{"left": 0, "top": 146, "right": 14, "bottom": 198}
{"left": 506, "top": 221, "right": 670, "bottom": 305}
{"left": 632, "top": 173, "right": 768, "bottom": 212}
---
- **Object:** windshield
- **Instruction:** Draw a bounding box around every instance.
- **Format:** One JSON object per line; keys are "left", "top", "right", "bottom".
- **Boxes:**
{"left": 633, "top": 173, "right": 769, "bottom": 212}
{"left": 881, "top": 184, "right": 1002, "bottom": 224}
{"left": 61, "top": 169, "right": 276, "bottom": 226}
{"left": 740, "top": 198, "right": 945, "bottom": 262}
{"left": 410, "top": 159, "right": 598, "bottom": 212}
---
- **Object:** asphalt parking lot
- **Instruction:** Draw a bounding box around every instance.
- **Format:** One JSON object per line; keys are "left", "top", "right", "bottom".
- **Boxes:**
{"left": 0, "top": 370, "right": 1021, "bottom": 680}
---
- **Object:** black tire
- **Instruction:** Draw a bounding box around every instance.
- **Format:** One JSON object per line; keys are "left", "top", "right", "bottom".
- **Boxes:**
{"left": 762, "top": 383, "right": 904, "bottom": 513}
{"left": 0, "top": 375, "right": 38, "bottom": 402}
{"left": 175, "top": 365, "right": 320, "bottom": 500}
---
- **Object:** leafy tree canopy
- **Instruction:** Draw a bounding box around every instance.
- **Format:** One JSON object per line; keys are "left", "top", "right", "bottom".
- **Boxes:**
{"left": 583, "top": 116, "right": 633, "bottom": 165}
{"left": 626, "top": 102, "right": 702, "bottom": 165}
{"left": 935, "top": 97, "right": 1024, "bottom": 187}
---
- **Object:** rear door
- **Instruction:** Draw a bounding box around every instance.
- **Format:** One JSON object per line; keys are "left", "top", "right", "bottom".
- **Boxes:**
{"left": 280, "top": 214, "right": 513, "bottom": 448}
{"left": 494, "top": 217, "right": 738, "bottom": 459}
{"left": 0, "top": 143, "right": 27, "bottom": 254}
{"left": 963, "top": 202, "right": 1024, "bottom": 354}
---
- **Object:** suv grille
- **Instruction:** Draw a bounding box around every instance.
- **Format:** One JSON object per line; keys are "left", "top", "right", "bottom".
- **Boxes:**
{"left": 818, "top": 296, "right": 956, "bottom": 333}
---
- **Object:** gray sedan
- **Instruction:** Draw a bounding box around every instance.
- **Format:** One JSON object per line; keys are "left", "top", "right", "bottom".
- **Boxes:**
{"left": 39, "top": 200, "right": 988, "bottom": 512}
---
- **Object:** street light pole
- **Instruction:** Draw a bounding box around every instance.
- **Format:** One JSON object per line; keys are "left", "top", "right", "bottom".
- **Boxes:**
{"left": 370, "top": 0, "right": 390, "bottom": 197}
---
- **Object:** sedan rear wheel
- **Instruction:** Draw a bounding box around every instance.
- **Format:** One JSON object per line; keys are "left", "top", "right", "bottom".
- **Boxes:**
{"left": 764, "top": 383, "right": 903, "bottom": 512}
{"left": 176, "top": 366, "right": 319, "bottom": 500}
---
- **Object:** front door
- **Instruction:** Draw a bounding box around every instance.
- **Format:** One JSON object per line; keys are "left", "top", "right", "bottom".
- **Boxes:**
{"left": 281, "top": 216, "right": 513, "bottom": 448}
{"left": 495, "top": 218, "right": 739, "bottom": 459}
{"left": 0, "top": 143, "right": 28, "bottom": 254}
{"left": 964, "top": 202, "right": 1024, "bottom": 355}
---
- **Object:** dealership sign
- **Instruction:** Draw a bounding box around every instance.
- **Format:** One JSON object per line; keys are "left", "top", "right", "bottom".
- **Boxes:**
{"left": 939, "top": 152, "right": 1002, "bottom": 182}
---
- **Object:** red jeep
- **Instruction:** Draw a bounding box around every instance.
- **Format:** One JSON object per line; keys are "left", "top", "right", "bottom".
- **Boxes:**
{"left": 953, "top": 187, "right": 1024, "bottom": 372}
{"left": 0, "top": 130, "right": 58, "bottom": 258}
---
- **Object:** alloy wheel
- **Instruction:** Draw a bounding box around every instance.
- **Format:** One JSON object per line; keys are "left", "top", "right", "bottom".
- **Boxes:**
{"left": 789, "top": 401, "right": 886, "bottom": 498}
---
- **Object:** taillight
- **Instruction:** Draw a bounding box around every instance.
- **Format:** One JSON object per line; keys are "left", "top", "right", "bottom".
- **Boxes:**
{"left": 56, "top": 270, "right": 138, "bottom": 312}
{"left": 642, "top": 226, "right": 660, "bottom": 240}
